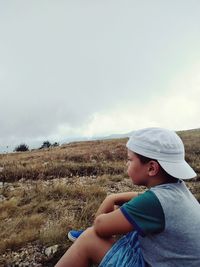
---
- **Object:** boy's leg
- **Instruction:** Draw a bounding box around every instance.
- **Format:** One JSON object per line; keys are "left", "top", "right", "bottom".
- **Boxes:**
{"left": 55, "top": 226, "right": 115, "bottom": 267}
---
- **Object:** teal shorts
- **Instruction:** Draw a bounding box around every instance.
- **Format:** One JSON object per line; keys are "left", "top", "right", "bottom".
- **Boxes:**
{"left": 98, "top": 231, "right": 146, "bottom": 267}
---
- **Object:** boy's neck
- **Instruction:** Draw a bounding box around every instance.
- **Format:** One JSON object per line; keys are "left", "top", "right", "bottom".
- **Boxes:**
{"left": 147, "top": 175, "right": 179, "bottom": 188}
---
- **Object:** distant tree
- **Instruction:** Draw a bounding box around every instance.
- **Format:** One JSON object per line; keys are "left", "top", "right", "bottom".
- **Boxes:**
{"left": 40, "top": 140, "right": 51, "bottom": 149}
{"left": 14, "top": 143, "right": 29, "bottom": 152}
{"left": 52, "top": 142, "right": 59, "bottom": 147}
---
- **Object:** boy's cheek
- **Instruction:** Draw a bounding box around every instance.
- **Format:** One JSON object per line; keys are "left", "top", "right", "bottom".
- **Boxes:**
{"left": 127, "top": 168, "right": 133, "bottom": 177}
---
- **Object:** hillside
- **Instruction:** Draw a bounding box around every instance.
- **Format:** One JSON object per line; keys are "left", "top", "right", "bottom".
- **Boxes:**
{"left": 0, "top": 129, "right": 199, "bottom": 266}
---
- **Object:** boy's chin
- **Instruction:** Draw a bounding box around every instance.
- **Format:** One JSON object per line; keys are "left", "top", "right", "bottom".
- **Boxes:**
{"left": 131, "top": 179, "right": 147, "bottom": 187}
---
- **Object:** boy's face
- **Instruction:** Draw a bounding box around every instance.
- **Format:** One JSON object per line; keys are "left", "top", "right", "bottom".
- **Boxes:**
{"left": 126, "top": 150, "right": 149, "bottom": 186}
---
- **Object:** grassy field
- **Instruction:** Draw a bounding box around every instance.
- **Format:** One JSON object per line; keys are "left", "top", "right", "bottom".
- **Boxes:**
{"left": 0, "top": 129, "right": 199, "bottom": 266}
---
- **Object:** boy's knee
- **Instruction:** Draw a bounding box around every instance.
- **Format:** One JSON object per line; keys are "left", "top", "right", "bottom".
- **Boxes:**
{"left": 79, "top": 227, "right": 95, "bottom": 240}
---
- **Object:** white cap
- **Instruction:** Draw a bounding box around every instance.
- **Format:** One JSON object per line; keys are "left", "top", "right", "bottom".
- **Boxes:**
{"left": 126, "top": 127, "right": 196, "bottom": 179}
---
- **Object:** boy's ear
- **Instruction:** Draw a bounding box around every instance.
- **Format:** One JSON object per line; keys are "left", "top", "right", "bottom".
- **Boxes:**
{"left": 148, "top": 160, "right": 160, "bottom": 176}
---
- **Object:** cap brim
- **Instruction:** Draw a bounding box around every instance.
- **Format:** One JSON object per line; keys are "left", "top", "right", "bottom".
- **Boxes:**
{"left": 158, "top": 160, "right": 197, "bottom": 179}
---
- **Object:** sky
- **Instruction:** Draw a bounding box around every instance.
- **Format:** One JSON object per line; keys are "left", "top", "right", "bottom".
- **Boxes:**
{"left": 0, "top": 0, "right": 200, "bottom": 151}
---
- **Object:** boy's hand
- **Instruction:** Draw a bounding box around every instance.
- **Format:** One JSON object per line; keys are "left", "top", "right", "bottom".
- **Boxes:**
{"left": 95, "top": 191, "right": 143, "bottom": 218}
{"left": 95, "top": 195, "right": 116, "bottom": 218}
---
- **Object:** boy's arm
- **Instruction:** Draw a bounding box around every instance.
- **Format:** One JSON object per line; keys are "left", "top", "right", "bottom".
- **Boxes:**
{"left": 110, "top": 191, "right": 144, "bottom": 205}
{"left": 94, "top": 208, "right": 134, "bottom": 238}
{"left": 94, "top": 190, "right": 165, "bottom": 238}
{"left": 95, "top": 191, "right": 144, "bottom": 218}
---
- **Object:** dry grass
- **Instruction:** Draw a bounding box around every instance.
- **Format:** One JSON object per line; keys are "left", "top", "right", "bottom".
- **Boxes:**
{"left": 0, "top": 139, "right": 127, "bottom": 182}
{"left": 0, "top": 131, "right": 199, "bottom": 182}
{"left": 178, "top": 129, "right": 200, "bottom": 180}
{"left": 0, "top": 180, "right": 107, "bottom": 254}
{"left": 0, "top": 212, "right": 44, "bottom": 252}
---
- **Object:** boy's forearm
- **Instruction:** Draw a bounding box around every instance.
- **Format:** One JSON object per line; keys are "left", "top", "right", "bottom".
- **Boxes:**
{"left": 111, "top": 191, "right": 141, "bottom": 206}
{"left": 95, "top": 191, "right": 143, "bottom": 218}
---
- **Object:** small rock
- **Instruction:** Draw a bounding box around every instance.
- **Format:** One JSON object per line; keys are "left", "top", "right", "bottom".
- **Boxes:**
{"left": 0, "top": 194, "right": 6, "bottom": 202}
{"left": 44, "top": 244, "right": 59, "bottom": 257}
{"left": 0, "top": 181, "right": 9, "bottom": 188}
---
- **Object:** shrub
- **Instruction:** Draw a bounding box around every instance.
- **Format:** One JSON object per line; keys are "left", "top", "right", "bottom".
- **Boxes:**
{"left": 14, "top": 144, "right": 29, "bottom": 152}
{"left": 40, "top": 141, "right": 51, "bottom": 149}
{"left": 52, "top": 142, "right": 59, "bottom": 147}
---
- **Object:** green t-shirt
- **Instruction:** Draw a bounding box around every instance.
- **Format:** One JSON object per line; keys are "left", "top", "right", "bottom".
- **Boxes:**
{"left": 120, "top": 190, "right": 165, "bottom": 237}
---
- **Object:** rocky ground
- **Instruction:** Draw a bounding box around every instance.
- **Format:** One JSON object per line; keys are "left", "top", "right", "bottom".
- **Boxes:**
{"left": 1, "top": 176, "right": 199, "bottom": 267}
{"left": 0, "top": 175, "right": 144, "bottom": 267}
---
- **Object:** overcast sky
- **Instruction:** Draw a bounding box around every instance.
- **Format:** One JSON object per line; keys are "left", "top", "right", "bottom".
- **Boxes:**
{"left": 0, "top": 0, "right": 200, "bottom": 150}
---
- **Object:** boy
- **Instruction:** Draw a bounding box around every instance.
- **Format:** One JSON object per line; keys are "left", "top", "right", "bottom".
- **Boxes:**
{"left": 56, "top": 127, "right": 200, "bottom": 267}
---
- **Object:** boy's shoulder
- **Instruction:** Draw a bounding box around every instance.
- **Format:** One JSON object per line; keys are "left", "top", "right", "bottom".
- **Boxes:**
{"left": 149, "top": 178, "right": 184, "bottom": 192}
{"left": 149, "top": 179, "right": 200, "bottom": 210}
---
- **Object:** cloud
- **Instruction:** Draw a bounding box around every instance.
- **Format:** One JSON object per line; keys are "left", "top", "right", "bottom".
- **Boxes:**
{"left": 1, "top": 63, "right": 199, "bottom": 148}
{"left": 0, "top": 1, "right": 200, "bottom": 149}
{"left": 70, "top": 64, "right": 200, "bottom": 137}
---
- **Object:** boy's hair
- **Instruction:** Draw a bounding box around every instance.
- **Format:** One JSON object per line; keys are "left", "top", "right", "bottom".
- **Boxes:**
{"left": 135, "top": 153, "right": 175, "bottom": 180}
{"left": 135, "top": 153, "right": 154, "bottom": 164}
